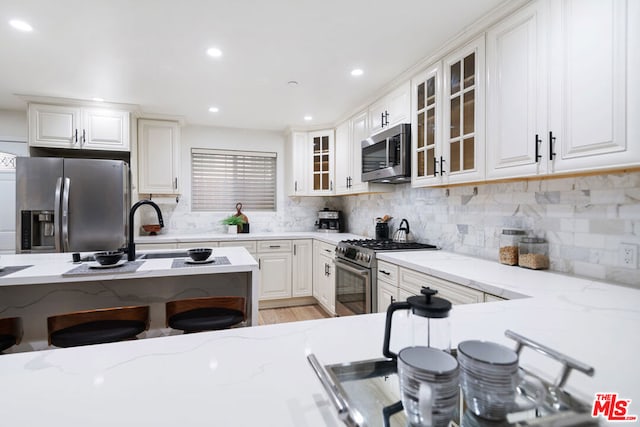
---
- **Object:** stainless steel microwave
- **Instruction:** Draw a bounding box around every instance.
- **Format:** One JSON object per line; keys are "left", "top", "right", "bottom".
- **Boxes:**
{"left": 361, "top": 123, "right": 411, "bottom": 183}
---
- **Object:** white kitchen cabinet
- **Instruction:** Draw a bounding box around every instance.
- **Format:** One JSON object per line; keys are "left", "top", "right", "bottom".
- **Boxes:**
{"left": 292, "top": 239, "right": 313, "bottom": 297}
{"left": 377, "top": 260, "right": 399, "bottom": 313}
{"left": 313, "top": 240, "right": 336, "bottom": 315}
{"left": 487, "top": 0, "right": 637, "bottom": 179}
{"left": 399, "top": 267, "right": 483, "bottom": 305}
{"left": 377, "top": 280, "right": 398, "bottom": 313}
{"left": 218, "top": 240, "right": 258, "bottom": 254}
{"left": 442, "top": 35, "right": 486, "bottom": 185}
{"left": 137, "top": 119, "right": 180, "bottom": 195}
{"left": 547, "top": 0, "right": 635, "bottom": 173}
{"left": 368, "top": 82, "right": 411, "bottom": 136}
{"left": 486, "top": 1, "right": 548, "bottom": 179}
{"left": 309, "top": 130, "right": 335, "bottom": 195}
{"left": 411, "top": 62, "right": 445, "bottom": 187}
{"left": 257, "top": 240, "right": 293, "bottom": 300}
{"left": 285, "top": 130, "right": 334, "bottom": 196}
{"left": 335, "top": 111, "right": 392, "bottom": 195}
{"left": 484, "top": 293, "right": 507, "bottom": 302}
{"left": 176, "top": 242, "right": 220, "bottom": 249}
{"left": 334, "top": 121, "right": 351, "bottom": 195}
{"left": 286, "top": 131, "right": 309, "bottom": 196}
{"left": 135, "top": 242, "right": 178, "bottom": 250}
{"left": 28, "top": 103, "right": 130, "bottom": 151}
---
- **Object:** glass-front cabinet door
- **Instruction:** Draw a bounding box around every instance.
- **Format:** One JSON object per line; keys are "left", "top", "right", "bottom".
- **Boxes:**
{"left": 443, "top": 35, "right": 485, "bottom": 184}
{"left": 309, "top": 130, "right": 335, "bottom": 195}
{"left": 412, "top": 63, "right": 442, "bottom": 187}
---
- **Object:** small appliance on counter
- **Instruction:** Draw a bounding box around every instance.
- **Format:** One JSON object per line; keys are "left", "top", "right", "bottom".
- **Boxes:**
{"left": 315, "top": 208, "right": 343, "bottom": 233}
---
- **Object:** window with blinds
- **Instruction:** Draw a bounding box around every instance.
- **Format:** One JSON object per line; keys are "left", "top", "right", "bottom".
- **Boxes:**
{"left": 191, "top": 148, "right": 277, "bottom": 211}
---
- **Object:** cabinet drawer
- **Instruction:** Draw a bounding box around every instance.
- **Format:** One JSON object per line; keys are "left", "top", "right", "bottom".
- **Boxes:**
{"left": 176, "top": 241, "right": 219, "bottom": 249}
{"left": 136, "top": 242, "right": 177, "bottom": 250}
{"left": 219, "top": 240, "right": 257, "bottom": 253}
{"left": 399, "top": 268, "right": 483, "bottom": 305}
{"left": 257, "top": 240, "right": 292, "bottom": 253}
{"left": 315, "top": 241, "right": 336, "bottom": 257}
{"left": 376, "top": 260, "right": 399, "bottom": 285}
{"left": 484, "top": 293, "right": 507, "bottom": 302}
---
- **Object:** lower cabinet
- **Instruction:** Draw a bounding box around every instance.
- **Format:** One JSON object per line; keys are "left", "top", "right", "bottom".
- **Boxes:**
{"left": 377, "top": 260, "right": 399, "bottom": 313}
{"left": 313, "top": 240, "right": 336, "bottom": 315}
{"left": 376, "top": 261, "right": 506, "bottom": 308}
{"left": 399, "top": 267, "right": 484, "bottom": 305}
{"left": 258, "top": 252, "right": 293, "bottom": 300}
{"left": 292, "top": 240, "right": 313, "bottom": 297}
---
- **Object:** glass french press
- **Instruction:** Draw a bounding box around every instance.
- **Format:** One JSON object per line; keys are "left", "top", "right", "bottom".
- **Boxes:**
{"left": 383, "top": 287, "right": 452, "bottom": 358}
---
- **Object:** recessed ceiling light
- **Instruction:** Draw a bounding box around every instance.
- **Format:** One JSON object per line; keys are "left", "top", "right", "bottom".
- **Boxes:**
{"left": 92, "top": 97, "right": 104, "bottom": 102}
{"left": 351, "top": 68, "right": 364, "bottom": 77}
{"left": 9, "top": 19, "right": 33, "bottom": 32}
{"left": 304, "top": 116, "right": 312, "bottom": 121}
{"left": 287, "top": 81, "right": 299, "bottom": 86}
{"left": 208, "top": 107, "right": 219, "bottom": 113}
{"left": 206, "top": 47, "right": 223, "bottom": 58}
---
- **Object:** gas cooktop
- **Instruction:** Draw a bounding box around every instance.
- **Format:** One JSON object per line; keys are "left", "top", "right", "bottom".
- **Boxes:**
{"left": 339, "top": 239, "right": 438, "bottom": 251}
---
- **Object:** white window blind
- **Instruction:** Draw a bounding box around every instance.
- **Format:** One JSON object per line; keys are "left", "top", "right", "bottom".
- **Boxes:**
{"left": 191, "top": 148, "right": 277, "bottom": 211}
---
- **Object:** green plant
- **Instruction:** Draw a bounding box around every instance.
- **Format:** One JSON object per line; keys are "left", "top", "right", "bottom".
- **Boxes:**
{"left": 221, "top": 215, "right": 246, "bottom": 226}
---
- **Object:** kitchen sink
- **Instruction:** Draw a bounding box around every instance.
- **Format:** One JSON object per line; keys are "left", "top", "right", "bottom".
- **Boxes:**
{"left": 137, "top": 251, "right": 188, "bottom": 259}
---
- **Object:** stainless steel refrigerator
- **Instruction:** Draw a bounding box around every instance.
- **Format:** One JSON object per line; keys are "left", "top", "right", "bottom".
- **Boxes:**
{"left": 15, "top": 157, "right": 130, "bottom": 253}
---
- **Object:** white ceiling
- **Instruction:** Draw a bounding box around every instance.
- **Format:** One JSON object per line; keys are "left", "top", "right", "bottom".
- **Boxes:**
{"left": 0, "top": 0, "right": 506, "bottom": 131}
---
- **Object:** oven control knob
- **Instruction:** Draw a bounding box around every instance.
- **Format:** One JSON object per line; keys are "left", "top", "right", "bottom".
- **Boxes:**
{"left": 365, "top": 254, "right": 371, "bottom": 262}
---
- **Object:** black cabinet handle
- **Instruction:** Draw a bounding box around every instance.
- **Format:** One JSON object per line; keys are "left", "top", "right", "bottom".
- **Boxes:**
{"left": 439, "top": 156, "right": 446, "bottom": 175}
{"left": 535, "top": 134, "right": 542, "bottom": 162}
{"left": 549, "top": 131, "right": 557, "bottom": 160}
{"left": 381, "top": 112, "right": 385, "bottom": 128}
{"left": 294, "top": 181, "right": 298, "bottom": 192}
{"left": 379, "top": 270, "right": 390, "bottom": 275}
{"left": 433, "top": 157, "right": 439, "bottom": 176}
{"left": 82, "top": 129, "right": 86, "bottom": 144}
{"left": 74, "top": 129, "right": 78, "bottom": 144}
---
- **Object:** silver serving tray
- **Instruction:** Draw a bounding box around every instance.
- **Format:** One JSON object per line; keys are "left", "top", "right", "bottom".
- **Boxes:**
{"left": 308, "top": 330, "right": 597, "bottom": 427}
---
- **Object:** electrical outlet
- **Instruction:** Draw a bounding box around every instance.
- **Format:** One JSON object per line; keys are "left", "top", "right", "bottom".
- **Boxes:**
{"left": 620, "top": 243, "right": 638, "bottom": 268}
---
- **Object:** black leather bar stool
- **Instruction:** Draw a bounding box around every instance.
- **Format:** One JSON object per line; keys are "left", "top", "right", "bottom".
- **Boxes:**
{"left": 0, "top": 317, "right": 23, "bottom": 353}
{"left": 47, "top": 305, "right": 150, "bottom": 348}
{"left": 166, "top": 296, "right": 246, "bottom": 333}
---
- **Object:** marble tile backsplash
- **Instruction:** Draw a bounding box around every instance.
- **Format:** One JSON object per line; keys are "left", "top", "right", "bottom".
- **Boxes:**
{"left": 139, "top": 193, "right": 334, "bottom": 235}
{"left": 339, "top": 172, "right": 640, "bottom": 288}
{"left": 142, "top": 171, "right": 640, "bottom": 288}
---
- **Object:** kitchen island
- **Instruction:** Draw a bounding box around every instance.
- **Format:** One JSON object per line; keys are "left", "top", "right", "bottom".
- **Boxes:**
{"left": 0, "top": 246, "right": 258, "bottom": 350}
{"left": 0, "top": 275, "right": 638, "bottom": 426}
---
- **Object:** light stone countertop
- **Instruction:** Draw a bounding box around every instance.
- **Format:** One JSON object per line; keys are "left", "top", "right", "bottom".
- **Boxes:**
{"left": 0, "top": 235, "right": 638, "bottom": 426}
{"left": 0, "top": 246, "right": 258, "bottom": 287}
{"left": 0, "top": 279, "right": 637, "bottom": 426}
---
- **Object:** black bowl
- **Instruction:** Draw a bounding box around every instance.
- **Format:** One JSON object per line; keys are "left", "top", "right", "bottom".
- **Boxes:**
{"left": 187, "top": 248, "right": 212, "bottom": 262}
{"left": 94, "top": 251, "right": 124, "bottom": 266}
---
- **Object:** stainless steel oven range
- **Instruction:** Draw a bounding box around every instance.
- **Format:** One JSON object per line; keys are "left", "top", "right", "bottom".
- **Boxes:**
{"left": 334, "top": 239, "right": 438, "bottom": 316}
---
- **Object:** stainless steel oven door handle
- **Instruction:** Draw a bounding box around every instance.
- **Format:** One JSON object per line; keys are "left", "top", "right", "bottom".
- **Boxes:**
{"left": 334, "top": 259, "right": 369, "bottom": 276}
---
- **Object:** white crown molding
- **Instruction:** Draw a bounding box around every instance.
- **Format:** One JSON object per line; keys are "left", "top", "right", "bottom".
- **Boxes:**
{"left": 330, "top": 0, "right": 532, "bottom": 128}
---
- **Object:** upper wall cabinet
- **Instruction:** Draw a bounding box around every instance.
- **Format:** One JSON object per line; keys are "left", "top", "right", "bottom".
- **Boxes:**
{"left": 412, "top": 62, "right": 444, "bottom": 187}
{"left": 137, "top": 119, "right": 181, "bottom": 195}
{"left": 335, "top": 110, "right": 392, "bottom": 195}
{"left": 442, "top": 35, "right": 486, "bottom": 185}
{"left": 368, "top": 82, "right": 411, "bottom": 136}
{"left": 285, "top": 129, "right": 334, "bottom": 196}
{"left": 28, "top": 103, "right": 130, "bottom": 151}
{"left": 487, "top": 0, "right": 637, "bottom": 179}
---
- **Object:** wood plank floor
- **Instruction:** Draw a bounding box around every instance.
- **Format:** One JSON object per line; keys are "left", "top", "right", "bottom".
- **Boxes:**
{"left": 258, "top": 304, "right": 331, "bottom": 325}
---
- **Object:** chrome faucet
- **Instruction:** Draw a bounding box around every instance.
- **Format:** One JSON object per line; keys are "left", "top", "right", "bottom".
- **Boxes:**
{"left": 127, "top": 199, "right": 164, "bottom": 261}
